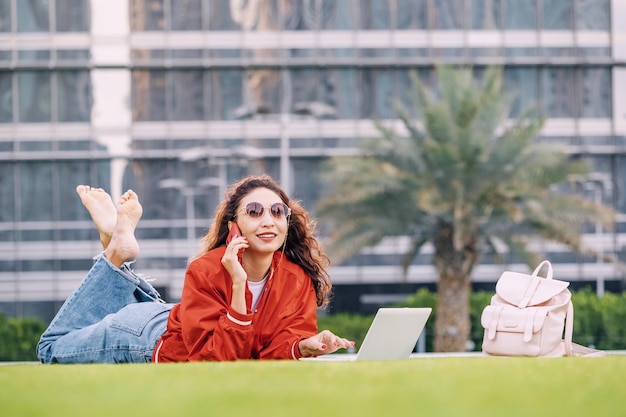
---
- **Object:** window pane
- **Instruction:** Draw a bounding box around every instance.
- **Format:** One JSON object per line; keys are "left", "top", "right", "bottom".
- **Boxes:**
{"left": 282, "top": 0, "right": 317, "bottom": 30}
{"left": 576, "top": 0, "right": 609, "bottom": 30}
{"left": 208, "top": 48, "right": 242, "bottom": 60}
{"left": 472, "top": 0, "right": 500, "bottom": 29}
{"left": 19, "top": 162, "right": 53, "bottom": 221}
{"left": 291, "top": 157, "right": 323, "bottom": 208}
{"left": 542, "top": 67, "right": 574, "bottom": 117}
{"left": 504, "top": 0, "right": 536, "bottom": 29}
{"left": 18, "top": 49, "right": 51, "bottom": 62}
{"left": 132, "top": 70, "right": 166, "bottom": 121}
{"left": 55, "top": 0, "right": 90, "bottom": 32}
{"left": 208, "top": 0, "right": 240, "bottom": 30}
{"left": 171, "top": 70, "right": 204, "bottom": 121}
{"left": 56, "top": 161, "right": 95, "bottom": 221}
{"left": 245, "top": 69, "right": 281, "bottom": 114}
{"left": 396, "top": 0, "right": 427, "bottom": 29}
{"left": 505, "top": 47, "right": 537, "bottom": 57}
{"left": 207, "top": 69, "right": 243, "bottom": 120}
{"left": 543, "top": 47, "right": 575, "bottom": 57}
{"left": 129, "top": 0, "right": 164, "bottom": 31}
{"left": 0, "top": 0, "right": 11, "bottom": 32}
{"left": 359, "top": 0, "right": 390, "bottom": 30}
{"left": 57, "top": 49, "right": 90, "bottom": 61}
{"left": 504, "top": 67, "right": 538, "bottom": 116}
{"left": 616, "top": 156, "right": 626, "bottom": 213}
{"left": 171, "top": 49, "right": 202, "bottom": 60}
{"left": 358, "top": 69, "right": 394, "bottom": 119}
{"left": 16, "top": 0, "right": 49, "bottom": 32}
{"left": 57, "top": 71, "right": 91, "bottom": 122}
{"left": 0, "top": 72, "right": 12, "bottom": 123}
{"left": 321, "top": 0, "right": 355, "bottom": 30}
{"left": 57, "top": 139, "right": 91, "bottom": 151}
{"left": 0, "top": 162, "right": 14, "bottom": 222}
{"left": 321, "top": 68, "right": 356, "bottom": 119}
{"left": 580, "top": 68, "right": 611, "bottom": 118}
{"left": 290, "top": 68, "right": 320, "bottom": 114}
{"left": 288, "top": 47, "right": 317, "bottom": 60}
{"left": 433, "top": 0, "right": 465, "bottom": 30}
{"left": 18, "top": 140, "right": 51, "bottom": 152}
{"left": 171, "top": 0, "right": 202, "bottom": 30}
{"left": 395, "top": 68, "right": 433, "bottom": 118}
{"left": 239, "top": 0, "right": 279, "bottom": 31}
{"left": 18, "top": 71, "right": 51, "bottom": 122}
{"left": 542, "top": 0, "right": 572, "bottom": 30}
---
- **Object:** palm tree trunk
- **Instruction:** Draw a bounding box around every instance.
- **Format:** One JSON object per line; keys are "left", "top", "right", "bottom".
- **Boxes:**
{"left": 432, "top": 224, "right": 478, "bottom": 352}
{"left": 433, "top": 266, "right": 472, "bottom": 351}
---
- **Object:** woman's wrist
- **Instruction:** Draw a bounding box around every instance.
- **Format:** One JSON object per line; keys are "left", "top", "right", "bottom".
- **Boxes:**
{"left": 230, "top": 282, "right": 247, "bottom": 314}
{"left": 298, "top": 339, "right": 311, "bottom": 358}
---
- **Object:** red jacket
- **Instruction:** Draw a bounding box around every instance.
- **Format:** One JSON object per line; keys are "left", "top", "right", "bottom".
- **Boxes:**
{"left": 153, "top": 247, "right": 318, "bottom": 362}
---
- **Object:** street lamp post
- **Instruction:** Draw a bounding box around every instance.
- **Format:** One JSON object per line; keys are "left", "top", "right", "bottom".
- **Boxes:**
{"left": 570, "top": 173, "right": 613, "bottom": 297}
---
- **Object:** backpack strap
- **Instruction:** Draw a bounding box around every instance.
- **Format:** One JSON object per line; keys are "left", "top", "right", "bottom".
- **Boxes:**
{"left": 517, "top": 261, "right": 554, "bottom": 308}
{"left": 563, "top": 301, "right": 574, "bottom": 356}
{"left": 532, "top": 260, "right": 553, "bottom": 280}
{"left": 487, "top": 306, "right": 504, "bottom": 341}
{"left": 518, "top": 276, "right": 541, "bottom": 308}
{"left": 571, "top": 342, "right": 606, "bottom": 357}
{"left": 523, "top": 309, "right": 536, "bottom": 342}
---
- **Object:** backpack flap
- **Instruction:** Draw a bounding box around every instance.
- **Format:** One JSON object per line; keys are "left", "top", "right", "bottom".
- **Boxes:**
{"left": 495, "top": 271, "right": 570, "bottom": 308}
{"left": 481, "top": 305, "right": 548, "bottom": 342}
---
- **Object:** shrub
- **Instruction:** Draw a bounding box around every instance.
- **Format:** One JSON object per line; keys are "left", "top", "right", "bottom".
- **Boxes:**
{"left": 0, "top": 313, "right": 46, "bottom": 361}
{"left": 317, "top": 313, "right": 374, "bottom": 350}
{"left": 320, "top": 289, "right": 626, "bottom": 352}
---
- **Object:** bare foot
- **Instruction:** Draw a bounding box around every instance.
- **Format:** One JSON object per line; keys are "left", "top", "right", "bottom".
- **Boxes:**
{"left": 104, "top": 190, "right": 143, "bottom": 267}
{"left": 76, "top": 185, "right": 117, "bottom": 249}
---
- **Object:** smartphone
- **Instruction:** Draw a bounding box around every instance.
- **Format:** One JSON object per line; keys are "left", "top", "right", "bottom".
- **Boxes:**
{"left": 226, "top": 223, "right": 242, "bottom": 244}
{"left": 226, "top": 223, "right": 244, "bottom": 263}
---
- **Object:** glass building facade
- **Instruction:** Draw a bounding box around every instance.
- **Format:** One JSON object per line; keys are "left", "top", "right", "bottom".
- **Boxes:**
{"left": 1, "top": 0, "right": 625, "bottom": 320}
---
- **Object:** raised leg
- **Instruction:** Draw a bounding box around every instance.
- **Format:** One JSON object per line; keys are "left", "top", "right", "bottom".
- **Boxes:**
{"left": 104, "top": 189, "right": 142, "bottom": 267}
{"left": 37, "top": 189, "right": 168, "bottom": 364}
{"left": 76, "top": 185, "right": 117, "bottom": 250}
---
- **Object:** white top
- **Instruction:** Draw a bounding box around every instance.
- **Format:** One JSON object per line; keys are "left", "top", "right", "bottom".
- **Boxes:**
{"left": 247, "top": 275, "right": 268, "bottom": 311}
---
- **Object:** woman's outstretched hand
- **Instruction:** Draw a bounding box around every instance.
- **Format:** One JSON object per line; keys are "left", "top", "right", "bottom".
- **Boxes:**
{"left": 298, "top": 330, "right": 355, "bottom": 358}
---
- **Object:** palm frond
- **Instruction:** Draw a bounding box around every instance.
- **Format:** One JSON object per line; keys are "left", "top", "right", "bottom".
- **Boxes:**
{"left": 316, "top": 64, "right": 618, "bottom": 270}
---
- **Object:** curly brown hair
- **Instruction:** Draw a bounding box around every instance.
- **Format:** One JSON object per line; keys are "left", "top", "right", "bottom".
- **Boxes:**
{"left": 194, "top": 174, "right": 332, "bottom": 307}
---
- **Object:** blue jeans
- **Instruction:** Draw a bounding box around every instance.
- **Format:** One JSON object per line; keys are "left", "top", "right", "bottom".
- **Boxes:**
{"left": 37, "top": 254, "right": 173, "bottom": 364}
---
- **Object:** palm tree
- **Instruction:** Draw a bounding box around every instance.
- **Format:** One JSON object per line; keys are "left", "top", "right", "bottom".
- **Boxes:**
{"left": 316, "top": 65, "right": 616, "bottom": 352}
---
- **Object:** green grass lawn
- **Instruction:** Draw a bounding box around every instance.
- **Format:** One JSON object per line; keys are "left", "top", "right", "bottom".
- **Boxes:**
{"left": 1, "top": 356, "right": 624, "bottom": 417}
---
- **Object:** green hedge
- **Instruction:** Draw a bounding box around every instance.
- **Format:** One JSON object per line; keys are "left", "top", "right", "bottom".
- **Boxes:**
{"left": 0, "top": 313, "right": 46, "bottom": 361}
{"left": 2, "top": 288, "right": 624, "bottom": 360}
{"left": 319, "top": 288, "right": 626, "bottom": 352}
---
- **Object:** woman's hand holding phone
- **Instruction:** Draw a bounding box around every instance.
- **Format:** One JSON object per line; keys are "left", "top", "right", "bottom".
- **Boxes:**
{"left": 223, "top": 223, "right": 249, "bottom": 314}
{"left": 222, "top": 223, "right": 248, "bottom": 286}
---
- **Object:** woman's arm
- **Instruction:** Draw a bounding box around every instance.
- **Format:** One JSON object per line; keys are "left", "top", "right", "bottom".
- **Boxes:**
{"left": 257, "top": 267, "right": 352, "bottom": 360}
{"left": 179, "top": 257, "right": 256, "bottom": 361}
{"left": 257, "top": 277, "right": 319, "bottom": 360}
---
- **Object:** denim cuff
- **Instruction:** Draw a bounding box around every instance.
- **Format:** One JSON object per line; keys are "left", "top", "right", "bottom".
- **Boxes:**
{"left": 93, "top": 252, "right": 141, "bottom": 285}
{"left": 93, "top": 252, "right": 165, "bottom": 303}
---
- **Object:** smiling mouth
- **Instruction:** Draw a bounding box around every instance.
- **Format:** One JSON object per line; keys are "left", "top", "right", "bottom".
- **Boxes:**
{"left": 257, "top": 233, "right": 277, "bottom": 239}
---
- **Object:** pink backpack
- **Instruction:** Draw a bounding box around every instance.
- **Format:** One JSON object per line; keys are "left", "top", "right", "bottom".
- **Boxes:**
{"left": 481, "top": 260, "right": 603, "bottom": 357}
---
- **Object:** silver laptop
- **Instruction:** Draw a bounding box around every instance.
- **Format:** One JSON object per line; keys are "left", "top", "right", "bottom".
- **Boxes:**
{"left": 303, "top": 307, "right": 432, "bottom": 361}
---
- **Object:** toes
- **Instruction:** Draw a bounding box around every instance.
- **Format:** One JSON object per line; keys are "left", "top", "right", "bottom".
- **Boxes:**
{"left": 119, "top": 190, "right": 136, "bottom": 203}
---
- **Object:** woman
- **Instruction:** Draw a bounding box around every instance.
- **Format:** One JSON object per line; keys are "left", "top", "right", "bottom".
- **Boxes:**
{"left": 37, "top": 175, "right": 353, "bottom": 363}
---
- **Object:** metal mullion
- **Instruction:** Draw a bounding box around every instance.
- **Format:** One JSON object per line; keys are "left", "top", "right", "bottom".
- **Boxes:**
{"left": 50, "top": 0, "right": 56, "bottom": 32}
{"left": 12, "top": 70, "right": 18, "bottom": 123}
{"left": 164, "top": 0, "right": 172, "bottom": 31}
{"left": 10, "top": 0, "right": 16, "bottom": 33}
{"left": 50, "top": 70, "right": 58, "bottom": 122}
